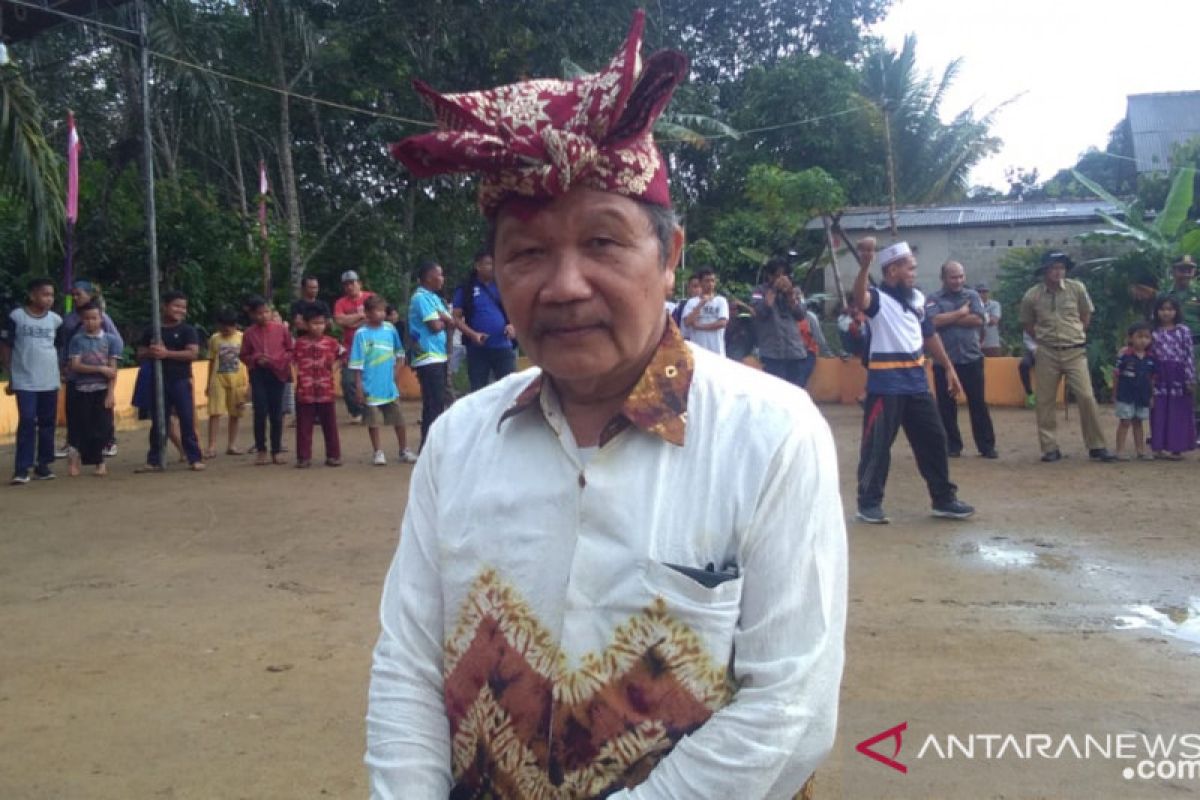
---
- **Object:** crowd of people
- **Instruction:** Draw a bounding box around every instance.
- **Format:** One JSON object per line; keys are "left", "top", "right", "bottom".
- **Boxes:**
{"left": 3, "top": 247, "right": 1197, "bottom": 487}
{"left": 0, "top": 251, "right": 522, "bottom": 483}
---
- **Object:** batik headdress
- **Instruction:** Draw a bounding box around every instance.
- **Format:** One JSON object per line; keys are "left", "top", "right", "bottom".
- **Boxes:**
{"left": 390, "top": 10, "right": 687, "bottom": 216}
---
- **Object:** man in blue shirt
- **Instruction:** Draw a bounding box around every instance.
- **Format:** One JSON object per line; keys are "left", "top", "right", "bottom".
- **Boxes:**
{"left": 452, "top": 249, "right": 517, "bottom": 392}
{"left": 408, "top": 259, "right": 456, "bottom": 450}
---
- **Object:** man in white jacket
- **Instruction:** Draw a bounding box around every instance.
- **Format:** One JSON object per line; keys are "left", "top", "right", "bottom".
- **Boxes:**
{"left": 369, "top": 11, "right": 847, "bottom": 799}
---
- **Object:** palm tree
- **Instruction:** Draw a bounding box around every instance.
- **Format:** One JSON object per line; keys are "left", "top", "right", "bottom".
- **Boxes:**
{"left": 861, "top": 34, "right": 1005, "bottom": 206}
{"left": 0, "top": 60, "right": 64, "bottom": 266}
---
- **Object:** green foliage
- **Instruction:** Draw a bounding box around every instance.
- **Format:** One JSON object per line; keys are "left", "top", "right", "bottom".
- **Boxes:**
{"left": 0, "top": 62, "right": 63, "bottom": 266}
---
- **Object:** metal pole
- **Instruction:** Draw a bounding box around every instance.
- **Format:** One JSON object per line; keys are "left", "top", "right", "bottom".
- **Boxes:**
{"left": 138, "top": 0, "right": 166, "bottom": 467}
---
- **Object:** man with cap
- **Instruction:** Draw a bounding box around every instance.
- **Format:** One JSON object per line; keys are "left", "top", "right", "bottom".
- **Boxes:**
{"left": 1018, "top": 251, "right": 1116, "bottom": 462}
{"left": 977, "top": 283, "right": 1003, "bottom": 357}
{"left": 1162, "top": 254, "right": 1199, "bottom": 334}
{"left": 366, "top": 11, "right": 846, "bottom": 799}
{"left": 851, "top": 239, "right": 975, "bottom": 524}
{"left": 925, "top": 262, "right": 997, "bottom": 458}
{"left": 332, "top": 270, "right": 374, "bottom": 421}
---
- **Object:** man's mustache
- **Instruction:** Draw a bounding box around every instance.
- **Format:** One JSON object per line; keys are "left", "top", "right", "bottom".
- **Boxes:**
{"left": 531, "top": 312, "right": 611, "bottom": 336}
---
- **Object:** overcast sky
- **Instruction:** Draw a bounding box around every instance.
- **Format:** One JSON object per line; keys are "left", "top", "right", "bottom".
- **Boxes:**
{"left": 871, "top": 0, "right": 1200, "bottom": 192}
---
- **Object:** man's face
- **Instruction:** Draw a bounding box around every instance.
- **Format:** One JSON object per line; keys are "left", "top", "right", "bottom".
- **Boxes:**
{"left": 686, "top": 277, "right": 701, "bottom": 297}
{"left": 164, "top": 298, "right": 188, "bottom": 324}
{"left": 941, "top": 262, "right": 966, "bottom": 293}
{"left": 1173, "top": 266, "right": 1194, "bottom": 288}
{"left": 28, "top": 285, "right": 54, "bottom": 312}
{"left": 1043, "top": 263, "right": 1066, "bottom": 286}
{"left": 423, "top": 265, "right": 445, "bottom": 292}
{"left": 475, "top": 256, "right": 495, "bottom": 283}
{"left": 342, "top": 279, "right": 361, "bottom": 297}
{"left": 303, "top": 279, "right": 320, "bottom": 299}
{"left": 71, "top": 287, "right": 92, "bottom": 308}
{"left": 979, "top": 289, "right": 990, "bottom": 303}
{"left": 700, "top": 274, "right": 717, "bottom": 295}
{"left": 885, "top": 257, "right": 918, "bottom": 290}
{"left": 493, "top": 188, "right": 681, "bottom": 390}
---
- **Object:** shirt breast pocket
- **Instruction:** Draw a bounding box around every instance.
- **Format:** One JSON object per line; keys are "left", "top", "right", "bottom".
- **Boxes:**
{"left": 640, "top": 559, "right": 743, "bottom": 662}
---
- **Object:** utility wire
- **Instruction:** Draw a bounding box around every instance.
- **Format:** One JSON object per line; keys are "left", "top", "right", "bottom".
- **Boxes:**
{"left": 6, "top": 0, "right": 875, "bottom": 140}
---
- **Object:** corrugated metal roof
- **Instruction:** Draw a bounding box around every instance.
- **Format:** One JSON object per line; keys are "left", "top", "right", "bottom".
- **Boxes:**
{"left": 805, "top": 200, "right": 1122, "bottom": 231}
{"left": 1127, "top": 91, "right": 1200, "bottom": 174}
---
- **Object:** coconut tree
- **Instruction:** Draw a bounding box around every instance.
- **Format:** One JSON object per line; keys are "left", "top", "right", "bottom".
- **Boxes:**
{"left": 861, "top": 34, "right": 1006, "bottom": 206}
{"left": 0, "top": 60, "right": 64, "bottom": 266}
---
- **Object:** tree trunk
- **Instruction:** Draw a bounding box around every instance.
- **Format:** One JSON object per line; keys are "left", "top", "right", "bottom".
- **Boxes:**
{"left": 264, "top": 0, "right": 304, "bottom": 297}
{"left": 227, "top": 109, "right": 253, "bottom": 251}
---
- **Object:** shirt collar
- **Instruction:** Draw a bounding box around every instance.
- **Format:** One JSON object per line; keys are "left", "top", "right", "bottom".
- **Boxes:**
{"left": 498, "top": 318, "right": 694, "bottom": 447}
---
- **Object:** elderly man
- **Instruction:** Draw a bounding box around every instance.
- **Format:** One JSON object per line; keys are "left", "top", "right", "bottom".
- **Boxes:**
{"left": 367, "top": 12, "right": 846, "bottom": 800}
{"left": 925, "top": 262, "right": 997, "bottom": 458}
{"left": 1018, "top": 251, "right": 1116, "bottom": 462}
{"left": 852, "top": 240, "right": 975, "bottom": 524}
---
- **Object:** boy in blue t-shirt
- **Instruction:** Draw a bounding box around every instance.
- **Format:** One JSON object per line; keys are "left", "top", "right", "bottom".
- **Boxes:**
{"left": 1113, "top": 321, "right": 1156, "bottom": 461}
{"left": 350, "top": 295, "right": 417, "bottom": 466}
{"left": 66, "top": 303, "right": 123, "bottom": 476}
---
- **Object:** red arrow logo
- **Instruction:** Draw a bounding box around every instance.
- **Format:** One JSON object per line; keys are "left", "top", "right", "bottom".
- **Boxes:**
{"left": 856, "top": 721, "right": 908, "bottom": 774}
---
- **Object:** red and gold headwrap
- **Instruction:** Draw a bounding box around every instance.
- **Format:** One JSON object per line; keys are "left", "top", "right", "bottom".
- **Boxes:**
{"left": 389, "top": 10, "right": 687, "bottom": 216}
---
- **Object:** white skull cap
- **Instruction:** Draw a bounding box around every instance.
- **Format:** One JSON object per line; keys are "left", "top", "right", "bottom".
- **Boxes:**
{"left": 878, "top": 241, "right": 912, "bottom": 268}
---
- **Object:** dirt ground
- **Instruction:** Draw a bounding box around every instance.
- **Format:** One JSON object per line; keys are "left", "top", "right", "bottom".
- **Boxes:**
{"left": 1, "top": 399, "right": 1197, "bottom": 799}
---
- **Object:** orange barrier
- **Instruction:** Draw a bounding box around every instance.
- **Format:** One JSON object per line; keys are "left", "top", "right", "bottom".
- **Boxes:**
{"left": 0, "top": 356, "right": 1065, "bottom": 440}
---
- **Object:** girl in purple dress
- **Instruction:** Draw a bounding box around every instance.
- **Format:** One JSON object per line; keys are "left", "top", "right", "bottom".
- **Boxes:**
{"left": 1149, "top": 296, "right": 1196, "bottom": 459}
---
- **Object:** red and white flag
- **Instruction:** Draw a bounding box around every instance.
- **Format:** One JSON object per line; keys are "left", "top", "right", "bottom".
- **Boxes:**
{"left": 66, "top": 112, "right": 81, "bottom": 223}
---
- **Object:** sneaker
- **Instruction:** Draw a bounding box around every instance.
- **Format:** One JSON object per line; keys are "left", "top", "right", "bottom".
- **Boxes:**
{"left": 398, "top": 448, "right": 418, "bottom": 464}
{"left": 103, "top": 442, "right": 118, "bottom": 458}
{"left": 1088, "top": 448, "right": 1118, "bottom": 463}
{"left": 1025, "top": 392, "right": 1036, "bottom": 409}
{"left": 931, "top": 499, "right": 975, "bottom": 519}
{"left": 373, "top": 450, "right": 387, "bottom": 466}
{"left": 10, "top": 471, "right": 30, "bottom": 485}
{"left": 855, "top": 506, "right": 890, "bottom": 524}
{"left": 1041, "top": 449, "right": 1063, "bottom": 462}
{"left": 32, "top": 465, "right": 56, "bottom": 480}
{"left": 54, "top": 444, "right": 71, "bottom": 459}
{"left": 979, "top": 449, "right": 999, "bottom": 459}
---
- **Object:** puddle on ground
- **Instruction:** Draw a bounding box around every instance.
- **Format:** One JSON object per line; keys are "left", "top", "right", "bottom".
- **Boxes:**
{"left": 959, "top": 541, "right": 1073, "bottom": 571}
{"left": 1114, "top": 598, "right": 1200, "bottom": 652}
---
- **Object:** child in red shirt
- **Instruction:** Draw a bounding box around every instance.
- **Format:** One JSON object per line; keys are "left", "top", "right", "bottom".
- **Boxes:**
{"left": 239, "top": 297, "right": 294, "bottom": 464}
{"left": 292, "top": 305, "right": 343, "bottom": 467}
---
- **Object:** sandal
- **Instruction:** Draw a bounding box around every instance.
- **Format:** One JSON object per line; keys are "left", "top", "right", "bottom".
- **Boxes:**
{"left": 134, "top": 464, "right": 164, "bottom": 474}
{"left": 295, "top": 460, "right": 311, "bottom": 469}
{"left": 189, "top": 461, "right": 206, "bottom": 471}
{"left": 255, "top": 452, "right": 270, "bottom": 466}
{"left": 203, "top": 449, "right": 217, "bottom": 460}
{"left": 324, "top": 458, "right": 342, "bottom": 467}
{"left": 226, "top": 447, "right": 245, "bottom": 456}
{"left": 272, "top": 453, "right": 287, "bottom": 465}
{"left": 1137, "top": 454, "right": 1156, "bottom": 461}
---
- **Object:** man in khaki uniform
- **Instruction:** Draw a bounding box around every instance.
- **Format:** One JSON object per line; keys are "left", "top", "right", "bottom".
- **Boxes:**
{"left": 1019, "top": 251, "right": 1116, "bottom": 463}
